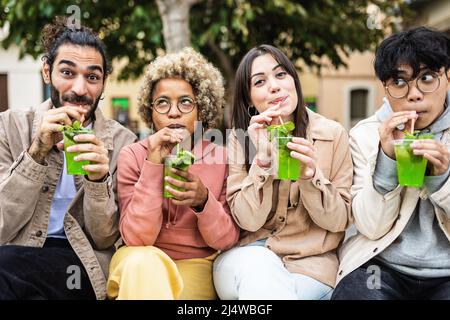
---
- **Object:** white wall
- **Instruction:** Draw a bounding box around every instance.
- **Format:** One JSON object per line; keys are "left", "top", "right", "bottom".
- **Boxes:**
{"left": 0, "top": 46, "right": 43, "bottom": 110}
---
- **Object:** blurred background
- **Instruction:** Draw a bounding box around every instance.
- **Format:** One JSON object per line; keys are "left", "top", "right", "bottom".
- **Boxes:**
{"left": 0, "top": 0, "right": 449, "bottom": 138}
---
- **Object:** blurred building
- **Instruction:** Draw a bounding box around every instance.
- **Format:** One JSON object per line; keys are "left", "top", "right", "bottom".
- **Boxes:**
{"left": 300, "top": 52, "right": 385, "bottom": 130}
{"left": 0, "top": 48, "right": 43, "bottom": 112}
{"left": 0, "top": 24, "right": 43, "bottom": 112}
{"left": 307, "top": 0, "right": 450, "bottom": 130}
{"left": 102, "top": 59, "right": 147, "bottom": 138}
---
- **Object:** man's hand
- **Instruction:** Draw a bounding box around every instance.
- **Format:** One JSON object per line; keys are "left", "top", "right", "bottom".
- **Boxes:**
{"left": 379, "top": 111, "right": 418, "bottom": 159}
{"left": 164, "top": 169, "right": 208, "bottom": 210}
{"left": 28, "top": 106, "right": 86, "bottom": 164}
{"left": 66, "top": 133, "right": 109, "bottom": 181}
{"left": 411, "top": 139, "right": 450, "bottom": 176}
{"left": 146, "top": 127, "right": 186, "bottom": 164}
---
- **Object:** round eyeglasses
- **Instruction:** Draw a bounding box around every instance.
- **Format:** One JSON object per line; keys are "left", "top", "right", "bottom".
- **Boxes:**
{"left": 385, "top": 71, "right": 443, "bottom": 99}
{"left": 151, "top": 96, "right": 196, "bottom": 114}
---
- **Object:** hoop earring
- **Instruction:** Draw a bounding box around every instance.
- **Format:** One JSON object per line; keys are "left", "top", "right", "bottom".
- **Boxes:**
{"left": 247, "top": 105, "right": 259, "bottom": 117}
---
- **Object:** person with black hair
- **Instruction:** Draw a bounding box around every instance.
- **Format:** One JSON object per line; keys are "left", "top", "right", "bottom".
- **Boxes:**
{"left": 333, "top": 26, "right": 450, "bottom": 300}
{"left": 0, "top": 16, "right": 137, "bottom": 299}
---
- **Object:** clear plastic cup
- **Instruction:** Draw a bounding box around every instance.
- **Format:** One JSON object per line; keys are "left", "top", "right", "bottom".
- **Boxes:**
{"left": 393, "top": 139, "right": 428, "bottom": 187}
{"left": 274, "top": 136, "right": 301, "bottom": 181}
{"left": 64, "top": 128, "right": 94, "bottom": 175}
{"left": 163, "top": 155, "right": 189, "bottom": 198}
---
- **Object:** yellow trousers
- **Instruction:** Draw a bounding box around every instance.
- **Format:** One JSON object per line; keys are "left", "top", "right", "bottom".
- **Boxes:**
{"left": 106, "top": 246, "right": 218, "bottom": 300}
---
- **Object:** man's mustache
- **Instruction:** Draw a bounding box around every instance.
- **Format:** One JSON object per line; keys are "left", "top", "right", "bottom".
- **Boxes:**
{"left": 62, "top": 93, "right": 93, "bottom": 105}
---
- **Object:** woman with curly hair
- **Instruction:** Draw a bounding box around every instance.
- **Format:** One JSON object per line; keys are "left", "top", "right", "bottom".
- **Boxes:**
{"left": 106, "top": 48, "right": 239, "bottom": 300}
{"left": 213, "top": 45, "right": 353, "bottom": 299}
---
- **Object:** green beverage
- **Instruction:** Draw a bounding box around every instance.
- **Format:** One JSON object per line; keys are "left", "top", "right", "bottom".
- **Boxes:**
{"left": 163, "top": 148, "right": 195, "bottom": 198}
{"left": 63, "top": 121, "right": 93, "bottom": 175}
{"left": 267, "top": 121, "right": 301, "bottom": 181}
{"left": 276, "top": 136, "right": 300, "bottom": 180}
{"left": 393, "top": 132, "right": 433, "bottom": 187}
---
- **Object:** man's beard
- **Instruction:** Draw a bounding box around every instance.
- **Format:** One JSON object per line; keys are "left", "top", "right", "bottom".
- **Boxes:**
{"left": 50, "top": 84, "right": 100, "bottom": 122}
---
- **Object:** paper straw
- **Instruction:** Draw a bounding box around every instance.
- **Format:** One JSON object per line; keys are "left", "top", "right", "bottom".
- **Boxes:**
{"left": 410, "top": 117, "right": 415, "bottom": 134}
{"left": 276, "top": 101, "right": 284, "bottom": 125}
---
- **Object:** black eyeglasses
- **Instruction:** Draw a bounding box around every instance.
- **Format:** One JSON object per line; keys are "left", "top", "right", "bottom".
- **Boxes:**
{"left": 151, "top": 96, "right": 196, "bottom": 114}
{"left": 385, "top": 70, "right": 444, "bottom": 99}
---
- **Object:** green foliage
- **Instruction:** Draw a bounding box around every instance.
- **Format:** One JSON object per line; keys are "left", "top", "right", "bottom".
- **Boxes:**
{"left": 0, "top": 0, "right": 162, "bottom": 79}
{"left": 403, "top": 130, "right": 434, "bottom": 140}
{"left": 70, "top": 120, "right": 82, "bottom": 130}
{"left": 267, "top": 121, "right": 295, "bottom": 140}
{"left": 172, "top": 147, "right": 195, "bottom": 169}
{"left": 63, "top": 120, "right": 91, "bottom": 139}
{"left": 191, "top": 0, "right": 407, "bottom": 76}
{"left": 0, "top": 0, "right": 407, "bottom": 80}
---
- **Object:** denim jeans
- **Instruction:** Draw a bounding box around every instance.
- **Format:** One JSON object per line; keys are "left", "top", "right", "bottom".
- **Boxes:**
{"left": 332, "top": 258, "right": 450, "bottom": 300}
{"left": 0, "top": 237, "right": 96, "bottom": 300}
{"left": 213, "top": 243, "right": 333, "bottom": 300}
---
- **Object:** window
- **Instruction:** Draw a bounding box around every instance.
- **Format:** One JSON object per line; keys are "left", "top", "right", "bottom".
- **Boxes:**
{"left": 350, "top": 89, "right": 368, "bottom": 127}
{"left": 112, "top": 97, "right": 130, "bottom": 126}
{"left": 112, "top": 97, "right": 140, "bottom": 137}
{"left": 0, "top": 74, "right": 8, "bottom": 112}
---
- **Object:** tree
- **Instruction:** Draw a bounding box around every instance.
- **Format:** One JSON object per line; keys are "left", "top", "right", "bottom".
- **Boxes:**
{"left": 0, "top": 0, "right": 408, "bottom": 125}
{"left": 156, "top": 0, "right": 201, "bottom": 53}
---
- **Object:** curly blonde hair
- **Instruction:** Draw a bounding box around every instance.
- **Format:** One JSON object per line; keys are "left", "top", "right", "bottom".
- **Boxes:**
{"left": 138, "top": 47, "right": 225, "bottom": 128}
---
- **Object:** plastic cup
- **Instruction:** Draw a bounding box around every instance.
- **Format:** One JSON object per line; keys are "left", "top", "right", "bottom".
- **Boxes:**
{"left": 393, "top": 139, "right": 428, "bottom": 187}
{"left": 275, "top": 136, "right": 301, "bottom": 181}
{"left": 163, "top": 155, "right": 189, "bottom": 198}
{"left": 64, "top": 128, "right": 94, "bottom": 175}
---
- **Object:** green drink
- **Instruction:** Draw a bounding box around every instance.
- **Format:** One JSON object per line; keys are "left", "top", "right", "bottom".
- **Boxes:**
{"left": 276, "top": 136, "right": 300, "bottom": 180}
{"left": 63, "top": 121, "right": 93, "bottom": 175}
{"left": 268, "top": 121, "right": 301, "bottom": 181}
{"left": 163, "top": 148, "right": 195, "bottom": 198}
{"left": 393, "top": 136, "right": 431, "bottom": 187}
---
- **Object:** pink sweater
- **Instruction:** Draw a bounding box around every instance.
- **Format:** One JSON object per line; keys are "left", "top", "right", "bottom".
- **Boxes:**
{"left": 117, "top": 139, "right": 240, "bottom": 260}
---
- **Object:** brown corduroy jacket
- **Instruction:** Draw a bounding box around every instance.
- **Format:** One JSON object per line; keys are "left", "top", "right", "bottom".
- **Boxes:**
{"left": 0, "top": 100, "right": 137, "bottom": 299}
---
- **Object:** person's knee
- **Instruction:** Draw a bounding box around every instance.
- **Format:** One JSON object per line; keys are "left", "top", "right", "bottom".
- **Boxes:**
{"left": 214, "top": 246, "right": 281, "bottom": 290}
{"left": 120, "top": 247, "right": 169, "bottom": 272}
{"left": 0, "top": 245, "right": 23, "bottom": 274}
{"left": 0, "top": 246, "right": 29, "bottom": 299}
{"left": 216, "top": 246, "right": 278, "bottom": 273}
{"left": 0, "top": 247, "right": 11, "bottom": 280}
{"left": 331, "top": 268, "right": 375, "bottom": 300}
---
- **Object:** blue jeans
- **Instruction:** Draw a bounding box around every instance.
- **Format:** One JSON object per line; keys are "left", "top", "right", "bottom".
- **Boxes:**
{"left": 213, "top": 241, "right": 333, "bottom": 300}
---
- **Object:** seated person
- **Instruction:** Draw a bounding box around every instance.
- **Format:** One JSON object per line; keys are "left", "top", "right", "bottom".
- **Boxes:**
{"left": 334, "top": 26, "right": 450, "bottom": 300}
{"left": 0, "top": 17, "right": 137, "bottom": 300}
{"left": 106, "top": 48, "right": 239, "bottom": 300}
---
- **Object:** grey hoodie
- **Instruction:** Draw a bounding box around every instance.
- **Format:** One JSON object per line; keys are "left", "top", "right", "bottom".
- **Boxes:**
{"left": 372, "top": 96, "right": 450, "bottom": 278}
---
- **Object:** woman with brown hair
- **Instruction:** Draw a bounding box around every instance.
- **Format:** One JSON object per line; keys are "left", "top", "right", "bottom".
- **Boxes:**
{"left": 213, "top": 44, "right": 353, "bottom": 300}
